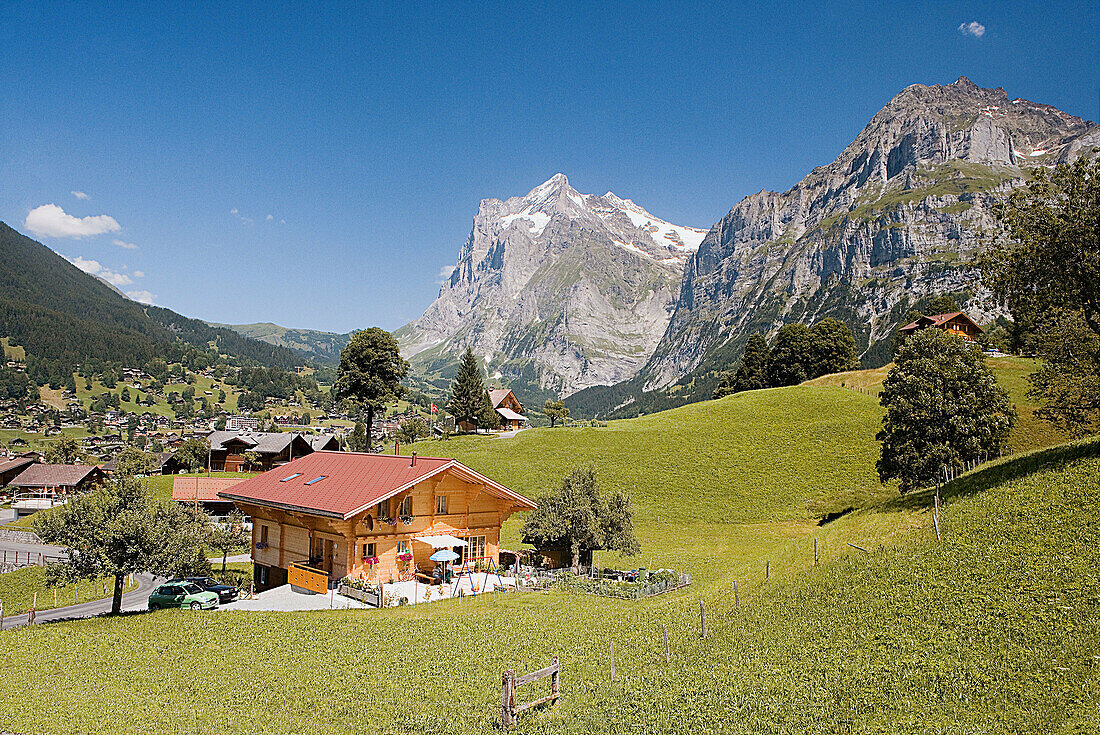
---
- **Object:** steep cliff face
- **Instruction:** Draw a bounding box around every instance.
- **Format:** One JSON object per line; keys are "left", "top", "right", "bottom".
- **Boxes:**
{"left": 395, "top": 174, "right": 707, "bottom": 397}
{"left": 639, "top": 77, "right": 1100, "bottom": 391}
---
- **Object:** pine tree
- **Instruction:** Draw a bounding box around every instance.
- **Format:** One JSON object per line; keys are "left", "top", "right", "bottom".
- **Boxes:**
{"left": 448, "top": 347, "right": 487, "bottom": 431}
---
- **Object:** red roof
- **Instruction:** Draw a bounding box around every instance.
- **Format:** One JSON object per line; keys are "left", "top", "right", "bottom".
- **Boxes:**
{"left": 172, "top": 477, "right": 245, "bottom": 503}
{"left": 218, "top": 451, "right": 535, "bottom": 520}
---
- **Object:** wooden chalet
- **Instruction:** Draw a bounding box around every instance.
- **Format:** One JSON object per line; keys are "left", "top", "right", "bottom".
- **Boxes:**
{"left": 8, "top": 464, "right": 105, "bottom": 495}
{"left": 205, "top": 430, "right": 332, "bottom": 472}
{"left": 219, "top": 451, "right": 537, "bottom": 592}
{"left": 0, "top": 456, "right": 35, "bottom": 488}
{"left": 898, "top": 311, "right": 984, "bottom": 343}
{"left": 457, "top": 388, "right": 529, "bottom": 432}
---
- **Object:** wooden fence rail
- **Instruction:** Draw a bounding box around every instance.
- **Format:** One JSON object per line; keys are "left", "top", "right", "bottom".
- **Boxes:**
{"left": 502, "top": 656, "right": 559, "bottom": 727}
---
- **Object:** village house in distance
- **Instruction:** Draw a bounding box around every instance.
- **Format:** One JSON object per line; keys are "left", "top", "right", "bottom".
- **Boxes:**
{"left": 206, "top": 430, "right": 340, "bottom": 472}
{"left": 218, "top": 451, "right": 536, "bottom": 591}
{"left": 897, "top": 311, "right": 984, "bottom": 344}
{"left": 457, "top": 388, "right": 529, "bottom": 432}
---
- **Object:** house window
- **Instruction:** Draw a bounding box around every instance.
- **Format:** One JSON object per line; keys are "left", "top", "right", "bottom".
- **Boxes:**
{"left": 362, "top": 542, "right": 376, "bottom": 559}
{"left": 458, "top": 535, "right": 486, "bottom": 563}
{"left": 398, "top": 496, "right": 412, "bottom": 516}
{"left": 376, "top": 500, "right": 388, "bottom": 518}
{"left": 260, "top": 525, "right": 269, "bottom": 545}
{"left": 396, "top": 540, "right": 409, "bottom": 555}
{"left": 436, "top": 495, "right": 447, "bottom": 514}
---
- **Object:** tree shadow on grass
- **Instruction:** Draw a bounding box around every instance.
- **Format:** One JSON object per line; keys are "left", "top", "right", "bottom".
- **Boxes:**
{"left": 875, "top": 436, "right": 1100, "bottom": 514}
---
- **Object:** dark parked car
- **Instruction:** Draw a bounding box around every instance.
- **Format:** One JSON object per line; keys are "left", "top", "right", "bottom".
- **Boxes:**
{"left": 185, "top": 576, "right": 239, "bottom": 604}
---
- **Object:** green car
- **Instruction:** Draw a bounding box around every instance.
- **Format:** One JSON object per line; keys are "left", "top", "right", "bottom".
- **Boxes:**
{"left": 148, "top": 581, "right": 219, "bottom": 610}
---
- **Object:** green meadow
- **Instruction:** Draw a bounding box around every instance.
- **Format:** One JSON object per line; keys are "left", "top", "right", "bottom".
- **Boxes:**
{"left": 0, "top": 360, "right": 1096, "bottom": 734}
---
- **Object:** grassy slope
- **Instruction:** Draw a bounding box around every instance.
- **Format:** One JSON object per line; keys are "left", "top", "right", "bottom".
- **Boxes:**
{"left": 805, "top": 356, "right": 1072, "bottom": 454}
{"left": 0, "top": 370, "right": 1094, "bottom": 733}
{"left": 0, "top": 566, "right": 137, "bottom": 617}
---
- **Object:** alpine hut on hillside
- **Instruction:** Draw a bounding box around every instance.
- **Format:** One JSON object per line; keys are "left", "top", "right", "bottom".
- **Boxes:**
{"left": 897, "top": 311, "right": 984, "bottom": 344}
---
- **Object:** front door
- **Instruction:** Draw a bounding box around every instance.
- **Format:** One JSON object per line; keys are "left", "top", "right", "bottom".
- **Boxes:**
{"left": 322, "top": 539, "right": 334, "bottom": 574}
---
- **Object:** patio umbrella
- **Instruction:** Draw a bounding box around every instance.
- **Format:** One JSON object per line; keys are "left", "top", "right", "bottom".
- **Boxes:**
{"left": 430, "top": 549, "right": 460, "bottom": 584}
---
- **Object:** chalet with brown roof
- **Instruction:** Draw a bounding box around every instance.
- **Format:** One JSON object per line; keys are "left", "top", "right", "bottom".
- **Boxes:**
{"left": 0, "top": 456, "right": 35, "bottom": 488}
{"left": 219, "top": 451, "right": 536, "bottom": 591}
{"left": 457, "top": 388, "right": 529, "bottom": 432}
{"left": 898, "top": 312, "right": 984, "bottom": 344}
{"left": 9, "top": 464, "right": 105, "bottom": 495}
{"left": 204, "top": 430, "right": 336, "bottom": 472}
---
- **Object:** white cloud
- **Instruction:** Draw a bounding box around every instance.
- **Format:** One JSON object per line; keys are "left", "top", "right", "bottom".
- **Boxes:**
{"left": 125, "top": 290, "right": 157, "bottom": 305}
{"left": 436, "top": 264, "right": 456, "bottom": 285}
{"left": 112, "top": 238, "right": 139, "bottom": 250}
{"left": 266, "top": 214, "right": 274, "bottom": 221}
{"left": 133, "top": 270, "right": 145, "bottom": 278}
{"left": 64, "top": 255, "right": 133, "bottom": 286}
{"left": 25, "top": 203, "right": 121, "bottom": 239}
{"left": 71, "top": 190, "right": 89, "bottom": 200}
{"left": 958, "top": 21, "right": 985, "bottom": 37}
{"left": 230, "top": 207, "right": 253, "bottom": 225}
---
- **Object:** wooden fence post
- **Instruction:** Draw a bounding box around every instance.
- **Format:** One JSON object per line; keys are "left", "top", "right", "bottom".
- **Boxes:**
{"left": 610, "top": 641, "right": 615, "bottom": 681}
{"left": 551, "top": 656, "right": 559, "bottom": 701}
{"left": 700, "top": 600, "right": 707, "bottom": 638}
{"left": 933, "top": 485, "right": 942, "bottom": 542}
{"left": 502, "top": 670, "right": 515, "bottom": 727}
{"left": 662, "top": 624, "right": 670, "bottom": 662}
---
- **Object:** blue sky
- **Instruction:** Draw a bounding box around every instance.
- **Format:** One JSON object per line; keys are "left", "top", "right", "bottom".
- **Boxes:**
{"left": 1, "top": 2, "right": 1096, "bottom": 333}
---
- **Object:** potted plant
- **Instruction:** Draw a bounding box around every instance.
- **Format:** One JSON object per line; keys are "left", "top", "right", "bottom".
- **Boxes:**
{"left": 399, "top": 514, "right": 415, "bottom": 525}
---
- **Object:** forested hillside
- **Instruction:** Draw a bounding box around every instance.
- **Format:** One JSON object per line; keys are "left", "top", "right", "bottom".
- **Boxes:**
{"left": 0, "top": 223, "right": 306, "bottom": 386}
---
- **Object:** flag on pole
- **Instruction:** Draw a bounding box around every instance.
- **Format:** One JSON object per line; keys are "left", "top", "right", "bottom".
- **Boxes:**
{"left": 431, "top": 403, "right": 438, "bottom": 413}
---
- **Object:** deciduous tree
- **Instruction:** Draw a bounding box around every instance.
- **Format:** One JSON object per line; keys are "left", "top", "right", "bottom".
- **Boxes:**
{"left": 347, "top": 420, "right": 368, "bottom": 452}
{"left": 44, "top": 436, "right": 81, "bottom": 464}
{"left": 522, "top": 466, "right": 640, "bottom": 572}
{"left": 334, "top": 327, "right": 409, "bottom": 449}
{"left": 35, "top": 475, "right": 210, "bottom": 614}
{"left": 543, "top": 399, "right": 569, "bottom": 427}
{"left": 174, "top": 437, "right": 210, "bottom": 473}
{"left": 809, "top": 318, "right": 860, "bottom": 376}
{"left": 767, "top": 323, "right": 815, "bottom": 387}
{"left": 984, "top": 155, "right": 1100, "bottom": 337}
{"left": 876, "top": 329, "right": 1015, "bottom": 493}
{"left": 209, "top": 509, "right": 250, "bottom": 573}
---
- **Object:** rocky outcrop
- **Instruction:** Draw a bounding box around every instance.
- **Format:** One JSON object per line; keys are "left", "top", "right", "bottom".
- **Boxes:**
{"left": 638, "top": 77, "right": 1100, "bottom": 391}
{"left": 396, "top": 174, "right": 708, "bottom": 396}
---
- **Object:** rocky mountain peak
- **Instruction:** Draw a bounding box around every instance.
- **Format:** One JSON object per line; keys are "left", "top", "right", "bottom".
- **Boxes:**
{"left": 397, "top": 175, "right": 710, "bottom": 397}
{"left": 627, "top": 78, "right": 1100, "bottom": 400}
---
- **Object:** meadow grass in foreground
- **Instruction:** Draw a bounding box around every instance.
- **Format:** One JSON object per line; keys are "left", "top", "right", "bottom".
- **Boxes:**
{"left": 0, "top": 381, "right": 1091, "bottom": 734}
{"left": 0, "top": 439, "right": 1096, "bottom": 734}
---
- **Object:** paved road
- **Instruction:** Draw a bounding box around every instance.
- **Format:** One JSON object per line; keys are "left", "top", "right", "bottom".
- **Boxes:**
{"left": 1, "top": 573, "right": 159, "bottom": 630}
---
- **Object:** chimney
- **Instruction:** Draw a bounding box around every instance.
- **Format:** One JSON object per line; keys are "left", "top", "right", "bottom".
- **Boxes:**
{"left": 410, "top": 452, "right": 417, "bottom": 467}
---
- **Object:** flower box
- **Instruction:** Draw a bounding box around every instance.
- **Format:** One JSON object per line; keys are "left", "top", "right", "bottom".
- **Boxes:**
{"left": 338, "top": 583, "right": 380, "bottom": 607}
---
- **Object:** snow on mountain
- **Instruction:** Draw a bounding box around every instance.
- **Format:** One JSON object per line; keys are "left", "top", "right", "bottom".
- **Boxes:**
{"left": 396, "top": 173, "right": 711, "bottom": 397}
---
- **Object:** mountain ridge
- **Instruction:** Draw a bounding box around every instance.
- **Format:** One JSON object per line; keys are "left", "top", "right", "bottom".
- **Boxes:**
{"left": 565, "top": 77, "right": 1100, "bottom": 417}
{"left": 396, "top": 173, "right": 708, "bottom": 398}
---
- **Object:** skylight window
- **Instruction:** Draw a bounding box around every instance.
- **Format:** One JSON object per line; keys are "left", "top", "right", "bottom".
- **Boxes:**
{"left": 280, "top": 473, "right": 302, "bottom": 482}
{"left": 304, "top": 475, "right": 327, "bottom": 486}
